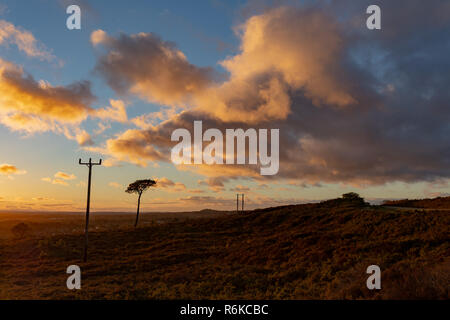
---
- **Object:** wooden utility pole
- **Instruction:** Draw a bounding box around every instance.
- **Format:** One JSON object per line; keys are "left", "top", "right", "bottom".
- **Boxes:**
{"left": 79, "top": 158, "right": 102, "bottom": 262}
{"left": 236, "top": 194, "right": 245, "bottom": 213}
{"left": 236, "top": 193, "right": 239, "bottom": 214}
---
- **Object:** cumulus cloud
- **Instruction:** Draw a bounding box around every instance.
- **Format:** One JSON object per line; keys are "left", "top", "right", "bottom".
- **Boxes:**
{"left": 156, "top": 177, "right": 186, "bottom": 192}
{"left": 0, "top": 58, "right": 93, "bottom": 121}
{"left": 51, "top": 179, "right": 69, "bottom": 186}
{"left": 131, "top": 108, "right": 177, "bottom": 129}
{"left": 42, "top": 177, "right": 68, "bottom": 186}
{"left": 0, "top": 58, "right": 95, "bottom": 135}
{"left": 54, "top": 171, "right": 76, "bottom": 180}
{"left": 199, "top": 177, "right": 227, "bottom": 192}
{"left": 102, "top": 158, "right": 121, "bottom": 167}
{"left": 42, "top": 171, "right": 76, "bottom": 186}
{"left": 192, "top": 6, "right": 358, "bottom": 123}
{"left": 0, "top": 164, "right": 26, "bottom": 176}
{"left": 91, "top": 30, "right": 219, "bottom": 107}
{"left": 74, "top": 130, "right": 94, "bottom": 147}
{"left": 0, "top": 20, "right": 55, "bottom": 60}
{"left": 0, "top": 25, "right": 127, "bottom": 147}
{"left": 0, "top": 58, "right": 112, "bottom": 147}
{"left": 0, "top": 113, "right": 53, "bottom": 134}
{"left": 94, "top": 99, "right": 128, "bottom": 123}
{"left": 0, "top": 21, "right": 107, "bottom": 147}
{"left": 93, "top": 2, "right": 450, "bottom": 187}
{"left": 102, "top": 129, "right": 167, "bottom": 166}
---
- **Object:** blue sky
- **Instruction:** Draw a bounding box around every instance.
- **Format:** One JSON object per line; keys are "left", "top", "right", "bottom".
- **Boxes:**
{"left": 0, "top": 0, "right": 449, "bottom": 212}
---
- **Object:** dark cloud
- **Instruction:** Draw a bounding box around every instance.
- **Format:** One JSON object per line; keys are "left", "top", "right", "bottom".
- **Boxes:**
{"left": 91, "top": 30, "right": 220, "bottom": 107}
{"left": 97, "top": 2, "right": 450, "bottom": 186}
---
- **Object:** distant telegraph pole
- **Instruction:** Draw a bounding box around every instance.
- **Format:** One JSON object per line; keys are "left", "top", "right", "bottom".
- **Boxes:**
{"left": 79, "top": 158, "right": 102, "bottom": 262}
{"left": 237, "top": 194, "right": 239, "bottom": 214}
{"left": 236, "top": 194, "right": 245, "bottom": 213}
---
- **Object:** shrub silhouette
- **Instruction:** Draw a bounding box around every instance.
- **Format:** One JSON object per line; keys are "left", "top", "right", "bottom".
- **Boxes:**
{"left": 11, "top": 222, "right": 31, "bottom": 239}
{"left": 319, "top": 193, "right": 368, "bottom": 208}
{"left": 342, "top": 192, "right": 367, "bottom": 206}
{"left": 342, "top": 192, "right": 361, "bottom": 200}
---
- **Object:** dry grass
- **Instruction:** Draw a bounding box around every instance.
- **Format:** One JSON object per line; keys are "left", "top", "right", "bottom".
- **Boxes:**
{"left": 383, "top": 196, "right": 450, "bottom": 209}
{"left": 0, "top": 200, "right": 448, "bottom": 300}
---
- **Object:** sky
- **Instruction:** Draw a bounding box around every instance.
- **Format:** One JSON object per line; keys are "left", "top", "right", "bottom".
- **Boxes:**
{"left": 0, "top": 0, "right": 449, "bottom": 212}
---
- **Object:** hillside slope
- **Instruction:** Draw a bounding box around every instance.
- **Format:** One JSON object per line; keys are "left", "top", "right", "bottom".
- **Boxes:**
{"left": 383, "top": 196, "right": 450, "bottom": 209}
{"left": 0, "top": 201, "right": 448, "bottom": 299}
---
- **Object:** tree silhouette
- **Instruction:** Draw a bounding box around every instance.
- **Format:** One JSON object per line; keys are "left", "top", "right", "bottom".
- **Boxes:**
{"left": 342, "top": 192, "right": 367, "bottom": 207}
{"left": 126, "top": 179, "right": 156, "bottom": 227}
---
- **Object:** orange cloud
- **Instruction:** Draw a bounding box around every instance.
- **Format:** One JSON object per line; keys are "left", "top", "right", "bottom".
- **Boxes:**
{"left": 42, "top": 177, "right": 68, "bottom": 186}
{"left": 92, "top": 6, "right": 361, "bottom": 177}
{"left": 191, "top": 7, "right": 356, "bottom": 123}
{"left": 54, "top": 171, "right": 76, "bottom": 180}
{"left": 74, "top": 130, "right": 94, "bottom": 147}
{"left": 103, "top": 129, "right": 168, "bottom": 166}
{"left": 156, "top": 177, "right": 186, "bottom": 192}
{"left": 0, "top": 58, "right": 93, "bottom": 121}
{"left": 0, "top": 58, "right": 95, "bottom": 138}
{"left": 0, "top": 163, "right": 26, "bottom": 176}
{"left": 42, "top": 171, "right": 76, "bottom": 186}
{"left": 198, "top": 177, "right": 226, "bottom": 192}
{"left": 0, "top": 113, "right": 54, "bottom": 134}
{"left": 52, "top": 179, "right": 68, "bottom": 186}
{"left": 94, "top": 99, "right": 128, "bottom": 123}
{"left": 91, "top": 30, "right": 219, "bottom": 107}
{"left": 92, "top": 7, "right": 355, "bottom": 125}
{"left": 91, "top": 4, "right": 450, "bottom": 188}
{"left": 0, "top": 20, "right": 55, "bottom": 60}
{"left": 0, "top": 58, "right": 101, "bottom": 146}
{"left": 101, "top": 158, "right": 121, "bottom": 167}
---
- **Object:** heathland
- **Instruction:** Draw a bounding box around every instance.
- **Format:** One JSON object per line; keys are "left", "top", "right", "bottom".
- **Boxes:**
{"left": 0, "top": 195, "right": 448, "bottom": 299}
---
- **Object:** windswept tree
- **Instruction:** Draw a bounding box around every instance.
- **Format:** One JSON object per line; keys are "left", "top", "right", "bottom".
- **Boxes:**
{"left": 126, "top": 179, "right": 157, "bottom": 227}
